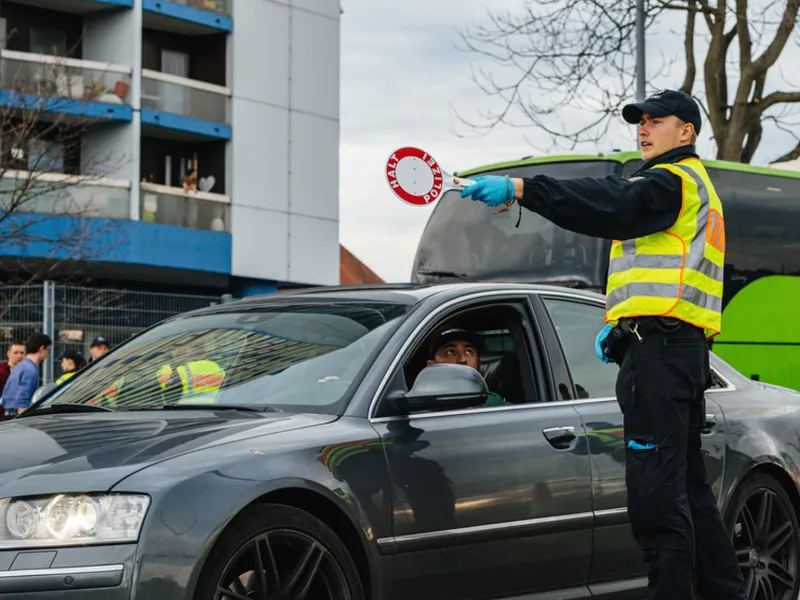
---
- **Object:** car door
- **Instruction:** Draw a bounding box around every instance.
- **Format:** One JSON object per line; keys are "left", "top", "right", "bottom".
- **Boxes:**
{"left": 370, "top": 294, "right": 594, "bottom": 600}
{"left": 535, "top": 292, "right": 729, "bottom": 598}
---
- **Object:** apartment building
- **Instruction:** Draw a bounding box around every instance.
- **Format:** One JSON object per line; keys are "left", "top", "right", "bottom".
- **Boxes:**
{"left": 0, "top": 0, "right": 341, "bottom": 296}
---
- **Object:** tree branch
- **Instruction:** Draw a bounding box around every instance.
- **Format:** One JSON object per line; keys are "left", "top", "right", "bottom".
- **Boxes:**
{"left": 724, "top": 24, "right": 739, "bottom": 54}
{"left": 771, "top": 141, "right": 800, "bottom": 163}
{"left": 0, "top": 43, "right": 129, "bottom": 282}
{"left": 749, "top": 0, "right": 800, "bottom": 75}
{"left": 741, "top": 118, "right": 763, "bottom": 162}
{"left": 456, "top": 0, "right": 800, "bottom": 163}
{"left": 736, "top": 0, "right": 752, "bottom": 69}
{"left": 759, "top": 90, "right": 800, "bottom": 111}
{"left": 681, "top": 0, "right": 698, "bottom": 93}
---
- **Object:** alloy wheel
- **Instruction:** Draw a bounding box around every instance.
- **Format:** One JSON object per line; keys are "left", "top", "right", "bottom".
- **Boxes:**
{"left": 733, "top": 488, "right": 798, "bottom": 600}
{"left": 214, "top": 529, "right": 352, "bottom": 600}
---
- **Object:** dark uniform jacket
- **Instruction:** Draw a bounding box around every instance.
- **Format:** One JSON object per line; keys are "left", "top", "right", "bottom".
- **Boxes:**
{"left": 518, "top": 145, "right": 699, "bottom": 240}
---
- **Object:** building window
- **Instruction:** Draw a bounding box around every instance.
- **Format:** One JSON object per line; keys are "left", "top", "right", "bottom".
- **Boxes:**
{"left": 30, "top": 27, "right": 67, "bottom": 56}
{"left": 27, "top": 139, "right": 65, "bottom": 173}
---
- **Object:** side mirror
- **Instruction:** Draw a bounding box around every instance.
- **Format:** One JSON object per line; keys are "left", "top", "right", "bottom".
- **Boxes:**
{"left": 403, "top": 363, "right": 489, "bottom": 413}
{"left": 31, "top": 382, "right": 58, "bottom": 406}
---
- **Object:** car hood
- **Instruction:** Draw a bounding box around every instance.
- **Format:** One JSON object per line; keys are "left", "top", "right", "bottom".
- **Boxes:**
{"left": 0, "top": 410, "right": 337, "bottom": 498}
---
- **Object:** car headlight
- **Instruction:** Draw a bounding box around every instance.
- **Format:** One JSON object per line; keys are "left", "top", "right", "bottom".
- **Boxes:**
{"left": 0, "top": 494, "right": 150, "bottom": 549}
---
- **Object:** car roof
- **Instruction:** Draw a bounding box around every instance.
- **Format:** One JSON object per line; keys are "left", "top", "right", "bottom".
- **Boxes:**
{"left": 178, "top": 282, "right": 606, "bottom": 319}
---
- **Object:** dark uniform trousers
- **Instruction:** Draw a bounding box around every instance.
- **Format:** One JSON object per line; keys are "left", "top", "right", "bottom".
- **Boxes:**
{"left": 615, "top": 317, "right": 746, "bottom": 600}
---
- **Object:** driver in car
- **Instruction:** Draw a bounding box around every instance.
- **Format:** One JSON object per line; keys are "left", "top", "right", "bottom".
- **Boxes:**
{"left": 427, "top": 327, "right": 505, "bottom": 407}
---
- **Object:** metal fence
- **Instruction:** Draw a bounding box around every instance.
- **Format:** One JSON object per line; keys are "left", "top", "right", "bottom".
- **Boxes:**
{"left": 0, "top": 282, "right": 231, "bottom": 384}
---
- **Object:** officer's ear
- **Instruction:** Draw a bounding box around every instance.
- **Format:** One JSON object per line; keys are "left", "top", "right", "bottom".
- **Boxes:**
{"left": 679, "top": 120, "right": 696, "bottom": 144}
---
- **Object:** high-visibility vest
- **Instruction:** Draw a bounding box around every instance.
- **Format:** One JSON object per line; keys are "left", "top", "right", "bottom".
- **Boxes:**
{"left": 605, "top": 158, "right": 725, "bottom": 338}
{"left": 89, "top": 377, "right": 123, "bottom": 407}
{"left": 56, "top": 371, "right": 75, "bottom": 386}
{"left": 158, "top": 360, "right": 225, "bottom": 403}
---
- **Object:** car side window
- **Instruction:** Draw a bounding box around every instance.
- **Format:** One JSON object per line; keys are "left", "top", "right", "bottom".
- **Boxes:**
{"left": 542, "top": 297, "right": 618, "bottom": 399}
{"left": 387, "top": 302, "right": 539, "bottom": 416}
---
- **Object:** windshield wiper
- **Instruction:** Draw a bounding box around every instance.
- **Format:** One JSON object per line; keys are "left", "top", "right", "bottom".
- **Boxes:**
{"left": 416, "top": 269, "right": 472, "bottom": 281}
{"left": 18, "top": 403, "right": 114, "bottom": 417}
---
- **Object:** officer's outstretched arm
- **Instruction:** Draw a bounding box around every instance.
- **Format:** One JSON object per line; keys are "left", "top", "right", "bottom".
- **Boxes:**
{"left": 461, "top": 170, "right": 683, "bottom": 241}
{"left": 516, "top": 170, "right": 683, "bottom": 240}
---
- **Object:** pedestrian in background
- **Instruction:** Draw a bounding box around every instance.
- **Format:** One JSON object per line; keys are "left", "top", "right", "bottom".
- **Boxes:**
{"left": 1, "top": 332, "right": 52, "bottom": 419}
{"left": 0, "top": 339, "right": 26, "bottom": 421}
{"left": 89, "top": 337, "right": 110, "bottom": 362}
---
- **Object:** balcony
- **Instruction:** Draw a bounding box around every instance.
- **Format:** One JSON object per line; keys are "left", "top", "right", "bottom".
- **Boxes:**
{"left": 141, "top": 69, "right": 230, "bottom": 139}
{"left": 142, "top": 0, "right": 232, "bottom": 34}
{"left": 0, "top": 170, "right": 130, "bottom": 218}
{"left": 0, "top": 50, "right": 133, "bottom": 122}
{"left": 140, "top": 182, "right": 229, "bottom": 232}
{"left": 5, "top": 0, "right": 133, "bottom": 14}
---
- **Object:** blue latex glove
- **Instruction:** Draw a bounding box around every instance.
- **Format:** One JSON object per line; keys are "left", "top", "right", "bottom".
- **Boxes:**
{"left": 460, "top": 175, "right": 513, "bottom": 207}
{"left": 595, "top": 324, "right": 615, "bottom": 364}
{"left": 627, "top": 440, "right": 656, "bottom": 451}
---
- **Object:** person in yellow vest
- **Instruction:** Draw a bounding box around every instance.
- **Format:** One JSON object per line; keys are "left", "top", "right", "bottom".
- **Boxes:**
{"left": 461, "top": 89, "right": 744, "bottom": 600}
{"left": 56, "top": 349, "right": 87, "bottom": 385}
{"left": 157, "top": 359, "right": 225, "bottom": 404}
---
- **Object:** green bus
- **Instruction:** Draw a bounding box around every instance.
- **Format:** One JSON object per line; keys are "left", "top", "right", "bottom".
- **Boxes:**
{"left": 410, "top": 151, "right": 800, "bottom": 391}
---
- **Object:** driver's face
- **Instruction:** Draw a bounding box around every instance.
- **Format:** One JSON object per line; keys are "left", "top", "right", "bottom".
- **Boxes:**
{"left": 429, "top": 340, "right": 479, "bottom": 371}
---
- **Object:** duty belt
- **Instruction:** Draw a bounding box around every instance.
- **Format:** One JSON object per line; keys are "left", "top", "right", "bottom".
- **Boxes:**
{"left": 619, "top": 316, "right": 701, "bottom": 339}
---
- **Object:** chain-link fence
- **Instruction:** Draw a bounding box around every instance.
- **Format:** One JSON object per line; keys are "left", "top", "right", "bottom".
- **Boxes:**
{"left": 0, "top": 282, "right": 231, "bottom": 384}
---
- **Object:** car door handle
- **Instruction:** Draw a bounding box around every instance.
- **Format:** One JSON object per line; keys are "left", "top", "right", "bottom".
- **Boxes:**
{"left": 543, "top": 426, "right": 576, "bottom": 449}
{"left": 702, "top": 413, "right": 717, "bottom": 434}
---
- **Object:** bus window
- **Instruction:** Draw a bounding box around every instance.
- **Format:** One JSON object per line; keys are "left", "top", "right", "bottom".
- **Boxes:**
{"left": 411, "top": 160, "right": 620, "bottom": 289}
{"left": 708, "top": 168, "right": 800, "bottom": 304}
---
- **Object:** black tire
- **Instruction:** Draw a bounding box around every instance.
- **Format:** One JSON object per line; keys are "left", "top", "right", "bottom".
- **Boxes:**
{"left": 725, "top": 472, "right": 800, "bottom": 600}
{"left": 195, "top": 503, "right": 365, "bottom": 600}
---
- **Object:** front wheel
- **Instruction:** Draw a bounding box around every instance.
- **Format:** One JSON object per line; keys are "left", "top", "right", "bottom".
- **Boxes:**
{"left": 195, "top": 503, "right": 365, "bottom": 600}
{"left": 726, "top": 472, "right": 800, "bottom": 600}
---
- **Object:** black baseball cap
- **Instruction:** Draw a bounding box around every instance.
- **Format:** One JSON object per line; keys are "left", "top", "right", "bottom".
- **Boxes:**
{"left": 59, "top": 349, "right": 85, "bottom": 362}
{"left": 429, "top": 327, "right": 482, "bottom": 359}
{"left": 90, "top": 337, "right": 109, "bottom": 348}
{"left": 622, "top": 89, "right": 702, "bottom": 133}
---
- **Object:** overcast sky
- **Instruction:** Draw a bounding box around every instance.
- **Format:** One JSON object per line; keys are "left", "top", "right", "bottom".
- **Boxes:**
{"left": 337, "top": 0, "right": 800, "bottom": 283}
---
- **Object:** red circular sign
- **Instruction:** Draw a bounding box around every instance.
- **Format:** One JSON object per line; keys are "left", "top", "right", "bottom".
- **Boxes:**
{"left": 385, "top": 146, "right": 444, "bottom": 206}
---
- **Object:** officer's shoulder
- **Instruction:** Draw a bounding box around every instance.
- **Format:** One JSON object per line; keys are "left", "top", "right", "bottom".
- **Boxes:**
{"left": 627, "top": 168, "right": 680, "bottom": 186}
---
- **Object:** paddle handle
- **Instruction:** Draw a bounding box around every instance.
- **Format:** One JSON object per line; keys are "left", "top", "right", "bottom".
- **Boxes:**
{"left": 446, "top": 175, "right": 477, "bottom": 189}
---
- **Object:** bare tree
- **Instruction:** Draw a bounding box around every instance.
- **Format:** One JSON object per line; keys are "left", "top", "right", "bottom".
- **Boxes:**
{"left": 0, "top": 40, "right": 129, "bottom": 286}
{"left": 454, "top": 0, "right": 800, "bottom": 163}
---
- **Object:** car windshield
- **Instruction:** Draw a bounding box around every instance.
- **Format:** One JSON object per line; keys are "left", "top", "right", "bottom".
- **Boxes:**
{"left": 39, "top": 301, "right": 411, "bottom": 415}
{"left": 411, "top": 160, "right": 623, "bottom": 288}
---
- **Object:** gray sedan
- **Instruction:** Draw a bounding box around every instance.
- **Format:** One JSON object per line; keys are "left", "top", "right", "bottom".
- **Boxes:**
{"left": 1, "top": 283, "right": 799, "bottom": 600}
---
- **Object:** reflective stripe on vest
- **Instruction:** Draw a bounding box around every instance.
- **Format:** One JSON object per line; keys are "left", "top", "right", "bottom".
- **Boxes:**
{"left": 605, "top": 159, "right": 725, "bottom": 338}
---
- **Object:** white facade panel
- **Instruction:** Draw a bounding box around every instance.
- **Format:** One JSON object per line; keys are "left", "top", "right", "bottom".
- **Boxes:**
{"left": 81, "top": 122, "right": 137, "bottom": 182}
{"left": 288, "top": 214, "right": 339, "bottom": 285}
{"left": 230, "top": 98, "right": 290, "bottom": 212}
{"left": 83, "top": 10, "right": 137, "bottom": 69}
{"left": 290, "top": 8, "right": 340, "bottom": 120}
{"left": 231, "top": 205, "right": 289, "bottom": 281}
{"left": 230, "top": 0, "right": 290, "bottom": 108}
{"left": 290, "top": 111, "right": 339, "bottom": 221}
{"left": 291, "top": 0, "right": 341, "bottom": 19}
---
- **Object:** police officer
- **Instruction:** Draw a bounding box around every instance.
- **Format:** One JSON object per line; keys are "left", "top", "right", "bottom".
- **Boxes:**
{"left": 461, "top": 89, "right": 745, "bottom": 600}
{"left": 56, "top": 349, "right": 87, "bottom": 385}
{"left": 157, "top": 359, "right": 225, "bottom": 404}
